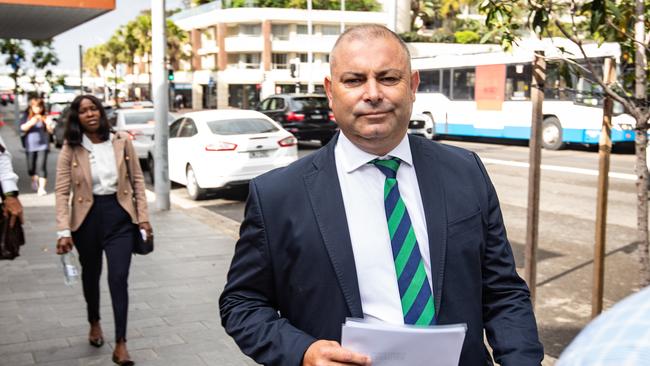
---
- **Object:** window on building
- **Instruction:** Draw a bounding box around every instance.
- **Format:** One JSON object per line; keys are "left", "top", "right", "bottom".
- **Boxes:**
{"left": 243, "top": 53, "right": 261, "bottom": 69}
{"left": 272, "top": 24, "right": 290, "bottom": 40}
{"left": 298, "top": 53, "right": 308, "bottom": 63}
{"left": 240, "top": 24, "right": 261, "bottom": 36}
{"left": 272, "top": 53, "right": 289, "bottom": 69}
{"left": 226, "top": 25, "right": 238, "bottom": 37}
{"left": 418, "top": 70, "right": 441, "bottom": 93}
{"left": 451, "top": 68, "right": 475, "bottom": 100}
{"left": 321, "top": 24, "right": 339, "bottom": 36}
{"left": 201, "top": 55, "right": 215, "bottom": 70}
{"left": 505, "top": 64, "right": 532, "bottom": 100}
{"left": 296, "top": 24, "right": 308, "bottom": 35}
{"left": 228, "top": 84, "right": 261, "bottom": 109}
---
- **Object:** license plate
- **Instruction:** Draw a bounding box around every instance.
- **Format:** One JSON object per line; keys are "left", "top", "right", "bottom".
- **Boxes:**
{"left": 249, "top": 150, "right": 269, "bottom": 159}
{"left": 311, "top": 114, "right": 323, "bottom": 119}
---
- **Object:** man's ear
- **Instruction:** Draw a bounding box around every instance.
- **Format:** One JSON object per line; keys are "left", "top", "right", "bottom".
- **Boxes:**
{"left": 410, "top": 70, "right": 420, "bottom": 101}
{"left": 324, "top": 76, "right": 333, "bottom": 109}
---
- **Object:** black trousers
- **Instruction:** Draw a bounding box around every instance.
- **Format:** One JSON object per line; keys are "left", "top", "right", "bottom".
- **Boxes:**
{"left": 25, "top": 150, "right": 48, "bottom": 177}
{"left": 72, "top": 194, "right": 135, "bottom": 342}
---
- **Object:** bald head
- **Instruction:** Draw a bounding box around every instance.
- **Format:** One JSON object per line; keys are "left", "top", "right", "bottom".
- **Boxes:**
{"left": 329, "top": 24, "right": 411, "bottom": 74}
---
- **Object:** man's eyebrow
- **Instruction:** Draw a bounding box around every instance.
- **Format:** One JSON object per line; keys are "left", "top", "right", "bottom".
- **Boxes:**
{"left": 339, "top": 72, "right": 366, "bottom": 79}
{"left": 375, "top": 69, "right": 403, "bottom": 77}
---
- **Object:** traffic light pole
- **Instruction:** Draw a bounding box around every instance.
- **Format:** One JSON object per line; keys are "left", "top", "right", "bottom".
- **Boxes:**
{"left": 152, "top": 0, "right": 170, "bottom": 210}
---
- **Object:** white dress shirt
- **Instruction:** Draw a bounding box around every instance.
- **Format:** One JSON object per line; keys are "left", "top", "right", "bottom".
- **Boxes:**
{"left": 81, "top": 134, "right": 118, "bottom": 195}
{"left": 334, "top": 132, "right": 432, "bottom": 325}
{"left": 0, "top": 136, "right": 19, "bottom": 193}
{"left": 58, "top": 134, "right": 118, "bottom": 238}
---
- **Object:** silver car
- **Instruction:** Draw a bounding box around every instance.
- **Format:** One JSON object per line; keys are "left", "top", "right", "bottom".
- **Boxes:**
{"left": 408, "top": 112, "right": 435, "bottom": 140}
{"left": 110, "top": 108, "right": 175, "bottom": 166}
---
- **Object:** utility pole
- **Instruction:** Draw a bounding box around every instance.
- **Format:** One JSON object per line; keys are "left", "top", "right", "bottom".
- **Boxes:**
{"left": 79, "top": 45, "right": 83, "bottom": 94}
{"left": 524, "top": 51, "right": 545, "bottom": 306}
{"left": 307, "top": 0, "right": 314, "bottom": 93}
{"left": 152, "top": 0, "right": 170, "bottom": 210}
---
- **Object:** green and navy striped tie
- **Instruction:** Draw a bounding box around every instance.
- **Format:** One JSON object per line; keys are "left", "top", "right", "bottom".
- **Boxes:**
{"left": 372, "top": 157, "right": 436, "bottom": 326}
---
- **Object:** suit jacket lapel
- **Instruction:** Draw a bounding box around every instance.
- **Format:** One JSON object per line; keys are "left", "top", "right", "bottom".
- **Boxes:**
{"left": 303, "top": 136, "right": 363, "bottom": 318}
{"left": 409, "top": 135, "right": 447, "bottom": 316}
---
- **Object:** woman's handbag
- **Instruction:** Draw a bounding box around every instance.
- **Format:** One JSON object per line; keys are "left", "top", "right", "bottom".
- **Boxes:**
{"left": 133, "top": 226, "right": 154, "bottom": 255}
{"left": 124, "top": 143, "right": 153, "bottom": 255}
{"left": 0, "top": 145, "right": 25, "bottom": 260}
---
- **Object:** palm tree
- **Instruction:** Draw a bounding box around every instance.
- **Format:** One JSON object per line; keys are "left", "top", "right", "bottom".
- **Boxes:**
{"left": 167, "top": 20, "right": 191, "bottom": 70}
{"left": 118, "top": 22, "right": 140, "bottom": 98}
{"left": 0, "top": 39, "right": 26, "bottom": 120}
{"left": 105, "top": 35, "right": 126, "bottom": 106}
{"left": 84, "top": 45, "right": 110, "bottom": 102}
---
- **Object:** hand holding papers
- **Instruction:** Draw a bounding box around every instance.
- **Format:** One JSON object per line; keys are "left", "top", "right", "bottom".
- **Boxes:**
{"left": 341, "top": 318, "right": 467, "bottom": 366}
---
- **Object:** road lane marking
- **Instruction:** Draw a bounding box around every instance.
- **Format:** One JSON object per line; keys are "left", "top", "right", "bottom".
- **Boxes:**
{"left": 481, "top": 158, "right": 637, "bottom": 181}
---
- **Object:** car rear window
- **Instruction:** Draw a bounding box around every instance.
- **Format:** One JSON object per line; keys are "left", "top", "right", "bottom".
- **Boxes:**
{"left": 207, "top": 118, "right": 279, "bottom": 135}
{"left": 124, "top": 111, "right": 173, "bottom": 125}
{"left": 290, "top": 97, "right": 329, "bottom": 110}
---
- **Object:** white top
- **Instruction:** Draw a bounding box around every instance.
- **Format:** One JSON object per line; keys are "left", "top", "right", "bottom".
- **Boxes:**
{"left": 0, "top": 135, "right": 19, "bottom": 193}
{"left": 58, "top": 134, "right": 118, "bottom": 239}
{"left": 335, "top": 132, "right": 432, "bottom": 325}
{"left": 81, "top": 134, "right": 118, "bottom": 195}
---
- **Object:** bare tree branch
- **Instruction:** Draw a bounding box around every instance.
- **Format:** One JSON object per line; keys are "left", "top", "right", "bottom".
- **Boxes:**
{"left": 554, "top": 19, "right": 640, "bottom": 121}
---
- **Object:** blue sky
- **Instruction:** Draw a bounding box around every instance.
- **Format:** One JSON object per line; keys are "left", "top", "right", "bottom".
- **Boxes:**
{"left": 53, "top": 0, "right": 184, "bottom": 73}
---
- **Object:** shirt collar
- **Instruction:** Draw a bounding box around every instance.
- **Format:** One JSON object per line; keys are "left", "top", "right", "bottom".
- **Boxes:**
{"left": 336, "top": 132, "right": 413, "bottom": 173}
{"left": 81, "top": 132, "right": 113, "bottom": 152}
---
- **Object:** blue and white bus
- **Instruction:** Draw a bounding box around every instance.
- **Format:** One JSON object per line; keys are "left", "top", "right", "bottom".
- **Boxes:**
{"left": 411, "top": 39, "right": 636, "bottom": 150}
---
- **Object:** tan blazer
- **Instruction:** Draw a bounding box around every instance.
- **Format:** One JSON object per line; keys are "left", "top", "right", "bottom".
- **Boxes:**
{"left": 55, "top": 131, "right": 149, "bottom": 232}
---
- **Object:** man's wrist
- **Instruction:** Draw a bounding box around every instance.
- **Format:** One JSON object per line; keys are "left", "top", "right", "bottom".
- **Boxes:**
{"left": 3, "top": 190, "right": 19, "bottom": 198}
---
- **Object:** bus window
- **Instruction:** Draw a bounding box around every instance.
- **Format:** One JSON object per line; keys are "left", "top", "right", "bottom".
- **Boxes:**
{"left": 452, "top": 68, "right": 476, "bottom": 100}
{"left": 418, "top": 70, "right": 441, "bottom": 93}
{"left": 545, "top": 61, "right": 572, "bottom": 101}
{"left": 505, "top": 64, "right": 532, "bottom": 100}
{"left": 442, "top": 69, "right": 451, "bottom": 97}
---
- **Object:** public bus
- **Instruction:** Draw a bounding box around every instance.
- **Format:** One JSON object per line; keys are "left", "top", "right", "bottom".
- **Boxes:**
{"left": 411, "top": 39, "right": 636, "bottom": 150}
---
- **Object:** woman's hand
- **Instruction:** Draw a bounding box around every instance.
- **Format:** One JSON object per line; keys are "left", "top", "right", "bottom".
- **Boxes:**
{"left": 56, "top": 237, "right": 73, "bottom": 255}
{"left": 139, "top": 222, "right": 153, "bottom": 240}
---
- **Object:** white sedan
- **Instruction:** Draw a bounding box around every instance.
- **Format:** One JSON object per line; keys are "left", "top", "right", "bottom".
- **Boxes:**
{"left": 110, "top": 107, "right": 175, "bottom": 163}
{"left": 408, "top": 112, "right": 435, "bottom": 140}
{"left": 167, "top": 109, "right": 298, "bottom": 200}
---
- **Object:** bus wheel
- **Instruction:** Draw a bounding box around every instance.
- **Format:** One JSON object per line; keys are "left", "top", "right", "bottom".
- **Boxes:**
{"left": 542, "top": 117, "right": 565, "bottom": 150}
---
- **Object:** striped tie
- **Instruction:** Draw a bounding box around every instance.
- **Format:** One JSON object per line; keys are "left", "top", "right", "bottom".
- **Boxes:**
{"left": 372, "top": 157, "right": 436, "bottom": 326}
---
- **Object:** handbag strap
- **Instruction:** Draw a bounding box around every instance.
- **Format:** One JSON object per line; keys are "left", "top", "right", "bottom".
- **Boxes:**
{"left": 123, "top": 138, "right": 138, "bottom": 209}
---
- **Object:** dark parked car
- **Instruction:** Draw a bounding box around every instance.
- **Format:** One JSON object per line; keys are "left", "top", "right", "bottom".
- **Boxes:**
{"left": 256, "top": 94, "right": 337, "bottom": 145}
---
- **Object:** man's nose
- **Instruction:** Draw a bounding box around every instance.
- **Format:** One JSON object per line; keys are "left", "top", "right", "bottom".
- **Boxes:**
{"left": 363, "top": 79, "right": 383, "bottom": 105}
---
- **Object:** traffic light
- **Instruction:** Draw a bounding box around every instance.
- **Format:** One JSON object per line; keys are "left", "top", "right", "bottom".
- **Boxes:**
{"left": 167, "top": 69, "right": 174, "bottom": 82}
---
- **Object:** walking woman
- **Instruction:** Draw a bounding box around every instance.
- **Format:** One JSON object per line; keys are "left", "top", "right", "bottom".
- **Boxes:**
{"left": 20, "top": 97, "right": 53, "bottom": 195}
{"left": 55, "top": 95, "right": 152, "bottom": 366}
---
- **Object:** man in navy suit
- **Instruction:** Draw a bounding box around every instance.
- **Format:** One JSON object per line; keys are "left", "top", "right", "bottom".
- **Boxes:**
{"left": 220, "top": 24, "right": 544, "bottom": 366}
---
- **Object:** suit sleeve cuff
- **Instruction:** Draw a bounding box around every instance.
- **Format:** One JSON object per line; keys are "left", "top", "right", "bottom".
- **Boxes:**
{"left": 1, "top": 178, "right": 18, "bottom": 193}
{"left": 57, "top": 230, "right": 71, "bottom": 239}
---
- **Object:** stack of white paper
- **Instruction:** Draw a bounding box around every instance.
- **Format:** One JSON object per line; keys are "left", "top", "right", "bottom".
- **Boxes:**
{"left": 341, "top": 318, "right": 467, "bottom": 366}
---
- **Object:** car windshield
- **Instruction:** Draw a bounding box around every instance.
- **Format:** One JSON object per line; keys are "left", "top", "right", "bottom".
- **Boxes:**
{"left": 207, "top": 118, "right": 279, "bottom": 135}
{"left": 290, "top": 97, "right": 329, "bottom": 110}
{"left": 124, "top": 111, "right": 173, "bottom": 125}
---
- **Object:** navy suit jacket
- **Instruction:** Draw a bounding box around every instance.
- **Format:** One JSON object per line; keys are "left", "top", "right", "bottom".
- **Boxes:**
{"left": 219, "top": 134, "right": 544, "bottom": 365}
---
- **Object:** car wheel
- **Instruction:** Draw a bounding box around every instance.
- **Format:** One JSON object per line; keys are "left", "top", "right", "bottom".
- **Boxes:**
{"left": 542, "top": 116, "right": 565, "bottom": 150}
{"left": 186, "top": 165, "right": 206, "bottom": 200}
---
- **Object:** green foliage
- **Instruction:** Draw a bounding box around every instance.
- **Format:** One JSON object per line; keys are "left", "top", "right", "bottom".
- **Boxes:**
{"left": 454, "top": 30, "right": 480, "bottom": 43}
{"left": 1, "top": 39, "right": 27, "bottom": 94}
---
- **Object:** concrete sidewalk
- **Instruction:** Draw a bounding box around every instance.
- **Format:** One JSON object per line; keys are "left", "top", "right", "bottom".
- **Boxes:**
{"left": 0, "top": 125, "right": 255, "bottom": 365}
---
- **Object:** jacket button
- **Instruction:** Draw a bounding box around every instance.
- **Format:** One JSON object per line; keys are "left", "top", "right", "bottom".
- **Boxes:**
{"left": 125, "top": 156, "right": 130, "bottom": 160}
{"left": 75, "top": 181, "right": 80, "bottom": 186}
{"left": 123, "top": 190, "right": 129, "bottom": 195}
{"left": 73, "top": 162, "right": 78, "bottom": 167}
{"left": 77, "top": 198, "right": 83, "bottom": 202}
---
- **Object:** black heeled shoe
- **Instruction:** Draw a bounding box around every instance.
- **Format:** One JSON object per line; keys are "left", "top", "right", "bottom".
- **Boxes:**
{"left": 88, "top": 337, "right": 104, "bottom": 348}
{"left": 112, "top": 354, "right": 134, "bottom": 366}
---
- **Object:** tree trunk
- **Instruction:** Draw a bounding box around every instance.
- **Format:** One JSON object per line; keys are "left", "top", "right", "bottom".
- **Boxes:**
{"left": 635, "top": 0, "right": 650, "bottom": 286}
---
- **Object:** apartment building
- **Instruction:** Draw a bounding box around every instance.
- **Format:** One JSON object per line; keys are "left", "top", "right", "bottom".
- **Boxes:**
{"left": 170, "top": 3, "right": 395, "bottom": 109}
